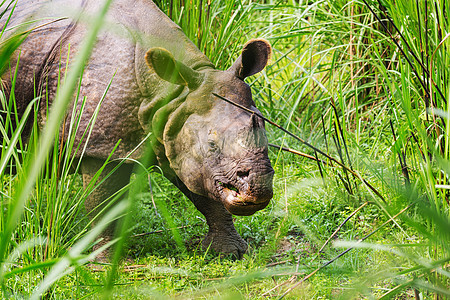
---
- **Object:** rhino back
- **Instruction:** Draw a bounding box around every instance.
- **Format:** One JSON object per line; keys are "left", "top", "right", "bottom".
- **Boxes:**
{"left": 3, "top": 0, "right": 213, "bottom": 161}
{"left": 1, "top": 0, "right": 77, "bottom": 136}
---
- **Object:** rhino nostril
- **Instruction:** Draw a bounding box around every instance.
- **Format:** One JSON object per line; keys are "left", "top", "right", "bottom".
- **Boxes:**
{"left": 237, "top": 170, "right": 250, "bottom": 180}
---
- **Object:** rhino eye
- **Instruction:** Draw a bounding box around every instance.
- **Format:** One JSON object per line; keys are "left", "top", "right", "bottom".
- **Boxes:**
{"left": 208, "top": 140, "right": 218, "bottom": 151}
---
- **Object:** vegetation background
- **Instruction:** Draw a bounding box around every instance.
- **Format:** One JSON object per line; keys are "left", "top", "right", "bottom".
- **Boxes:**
{"left": 0, "top": 0, "right": 449, "bottom": 299}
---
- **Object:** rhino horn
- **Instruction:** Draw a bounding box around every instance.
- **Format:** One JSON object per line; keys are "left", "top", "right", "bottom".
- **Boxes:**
{"left": 228, "top": 38, "right": 271, "bottom": 79}
{"left": 145, "top": 47, "right": 204, "bottom": 89}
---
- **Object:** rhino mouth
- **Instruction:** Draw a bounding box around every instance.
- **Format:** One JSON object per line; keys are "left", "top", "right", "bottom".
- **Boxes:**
{"left": 217, "top": 181, "right": 270, "bottom": 216}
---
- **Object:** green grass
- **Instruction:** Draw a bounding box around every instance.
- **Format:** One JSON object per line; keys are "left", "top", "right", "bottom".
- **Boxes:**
{"left": 1, "top": 0, "right": 450, "bottom": 299}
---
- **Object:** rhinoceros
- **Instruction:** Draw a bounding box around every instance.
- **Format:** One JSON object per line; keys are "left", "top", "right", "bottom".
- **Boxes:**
{"left": 1, "top": 0, "right": 274, "bottom": 258}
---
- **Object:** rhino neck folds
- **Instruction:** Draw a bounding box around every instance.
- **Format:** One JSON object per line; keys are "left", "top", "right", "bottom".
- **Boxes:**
{"left": 137, "top": 84, "right": 188, "bottom": 157}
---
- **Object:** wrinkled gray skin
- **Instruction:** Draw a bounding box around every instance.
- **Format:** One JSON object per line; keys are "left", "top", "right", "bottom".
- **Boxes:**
{"left": 1, "top": 0, "right": 274, "bottom": 258}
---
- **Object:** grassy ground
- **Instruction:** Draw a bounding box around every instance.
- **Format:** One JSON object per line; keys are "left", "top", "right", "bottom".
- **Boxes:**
{"left": 1, "top": 0, "right": 449, "bottom": 299}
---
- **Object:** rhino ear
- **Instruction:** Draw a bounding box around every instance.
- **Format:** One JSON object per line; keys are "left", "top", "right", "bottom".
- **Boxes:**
{"left": 145, "top": 47, "right": 204, "bottom": 89}
{"left": 228, "top": 39, "right": 271, "bottom": 79}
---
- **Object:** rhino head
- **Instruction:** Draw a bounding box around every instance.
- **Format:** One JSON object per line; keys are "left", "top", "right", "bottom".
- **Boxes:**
{"left": 145, "top": 39, "right": 274, "bottom": 216}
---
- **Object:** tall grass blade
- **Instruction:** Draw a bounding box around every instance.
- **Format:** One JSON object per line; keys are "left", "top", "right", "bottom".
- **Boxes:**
{"left": 0, "top": 0, "right": 113, "bottom": 288}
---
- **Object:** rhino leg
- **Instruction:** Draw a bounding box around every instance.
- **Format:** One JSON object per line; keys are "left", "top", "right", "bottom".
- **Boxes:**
{"left": 169, "top": 177, "right": 248, "bottom": 258}
{"left": 81, "top": 157, "right": 133, "bottom": 260}
{"left": 194, "top": 194, "right": 248, "bottom": 258}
